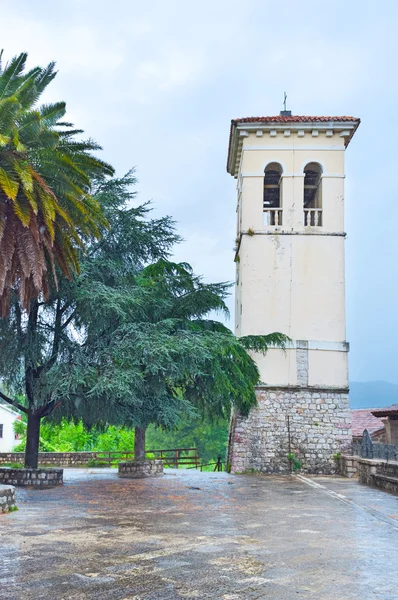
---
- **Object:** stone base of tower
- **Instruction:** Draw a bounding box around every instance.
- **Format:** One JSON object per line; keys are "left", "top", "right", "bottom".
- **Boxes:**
{"left": 227, "top": 387, "right": 352, "bottom": 474}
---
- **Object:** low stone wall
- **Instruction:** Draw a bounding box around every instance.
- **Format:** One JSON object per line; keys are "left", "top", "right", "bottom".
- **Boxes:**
{"left": 118, "top": 460, "right": 163, "bottom": 478}
{"left": 338, "top": 454, "right": 398, "bottom": 495}
{"left": 0, "top": 452, "right": 103, "bottom": 467}
{"left": 338, "top": 455, "right": 358, "bottom": 478}
{"left": 0, "top": 467, "right": 63, "bottom": 488}
{"left": 357, "top": 458, "right": 398, "bottom": 495}
{"left": 0, "top": 484, "right": 16, "bottom": 512}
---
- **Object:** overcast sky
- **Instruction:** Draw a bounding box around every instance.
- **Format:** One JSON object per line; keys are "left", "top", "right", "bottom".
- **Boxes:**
{"left": 2, "top": 0, "right": 397, "bottom": 384}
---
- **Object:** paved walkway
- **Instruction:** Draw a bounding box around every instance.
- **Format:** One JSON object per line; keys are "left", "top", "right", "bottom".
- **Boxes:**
{"left": 0, "top": 468, "right": 397, "bottom": 599}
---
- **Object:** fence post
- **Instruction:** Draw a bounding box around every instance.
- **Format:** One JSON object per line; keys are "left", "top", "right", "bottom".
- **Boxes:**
{"left": 361, "top": 429, "right": 373, "bottom": 459}
{"left": 214, "top": 455, "right": 222, "bottom": 472}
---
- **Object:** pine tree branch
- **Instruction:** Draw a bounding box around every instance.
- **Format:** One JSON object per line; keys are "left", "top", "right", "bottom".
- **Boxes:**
{"left": 60, "top": 309, "right": 76, "bottom": 332}
{"left": 60, "top": 300, "right": 73, "bottom": 315}
{"left": 0, "top": 390, "right": 28, "bottom": 414}
{"left": 37, "top": 399, "right": 61, "bottom": 418}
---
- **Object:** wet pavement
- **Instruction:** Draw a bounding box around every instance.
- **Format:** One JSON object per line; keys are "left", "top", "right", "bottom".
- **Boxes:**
{"left": 0, "top": 468, "right": 397, "bottom": 599}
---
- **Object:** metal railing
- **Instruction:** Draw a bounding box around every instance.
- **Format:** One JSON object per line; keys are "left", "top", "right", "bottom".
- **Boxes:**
{"left": 188, "top": 455, "right": 223, "bottom": 472}
{"left": 352, "top": 429, "right": 398, "bottom": 461}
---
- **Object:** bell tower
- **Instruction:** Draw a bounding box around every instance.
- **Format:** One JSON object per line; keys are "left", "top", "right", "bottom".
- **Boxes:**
{"left": 226, "top": 113, "right": 360, "bottom": 473}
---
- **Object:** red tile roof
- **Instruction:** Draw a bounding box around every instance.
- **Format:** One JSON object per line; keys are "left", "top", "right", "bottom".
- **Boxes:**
{"left": 371, "top": 404, "right": 398, "bottom": 418}
{"left": 231, "top": 115, "right": 360, "bottom": 124}
{"left": 351, "top": 409, "right": 385, "bottom": 438}
{"left": 227, "top": 115, "right": 360, "bottom": 175}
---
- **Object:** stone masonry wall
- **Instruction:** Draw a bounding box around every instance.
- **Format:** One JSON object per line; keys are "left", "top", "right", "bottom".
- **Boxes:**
{"left": 227, "top": 387, "right": 351, "bottom": 474}
{"left": 0, "top": 484, "right": 16, "bottom": 512}
{"left": 118, "top": 460, "right": 164, "bottom": 478}
{"left": 0, "top": 452, "right": 108, "bottom": 466}
{"left": 338, "top": 454, "right": 358, "bottom": 478}
{"left": 0, "top": 468, "right": 63, "bottom": 488}
{"left": 342, "top": 457, "right": 398, "bottom": 495}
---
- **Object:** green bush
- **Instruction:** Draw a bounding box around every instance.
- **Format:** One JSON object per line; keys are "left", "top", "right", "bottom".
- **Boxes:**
{"left": 287, "top": 452, "right": 302, "bottom": 472}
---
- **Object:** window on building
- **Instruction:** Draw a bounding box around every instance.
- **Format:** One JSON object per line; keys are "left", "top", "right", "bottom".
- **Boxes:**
{"left": 0, "top": 424, "right": 3, "bottom": 438}
{"left": 263, "top": 162, "right": 283, "bottom": 226}
{"left": 304, "top": 162, "right": 322, "bottom": 226}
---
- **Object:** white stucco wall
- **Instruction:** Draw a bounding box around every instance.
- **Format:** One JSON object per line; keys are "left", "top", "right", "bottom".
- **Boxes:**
{"left": 0, "top": 405, "right": 19, "bottom": 452}
{"left": 234, "top": 125, "right": 354, "bottom": 389}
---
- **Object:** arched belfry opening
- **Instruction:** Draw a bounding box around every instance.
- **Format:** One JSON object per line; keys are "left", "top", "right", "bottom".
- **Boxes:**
{"left": 263, "top": 162, "right": 283, "bottom": 226}
{"left": 303, "top": 162, "right": 322, "bottom": 226}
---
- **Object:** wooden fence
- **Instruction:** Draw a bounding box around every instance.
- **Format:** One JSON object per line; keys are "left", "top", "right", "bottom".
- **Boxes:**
{"left": 0, "top": 447, "right": 200, "bottom": 469}
{"left": 87, "top": 448, "right": 201, "bottom": 468}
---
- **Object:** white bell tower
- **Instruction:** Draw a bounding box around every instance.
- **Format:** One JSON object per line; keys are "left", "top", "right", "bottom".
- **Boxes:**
{"left": 226, "top": 112, "right": 359, "bottom": 474}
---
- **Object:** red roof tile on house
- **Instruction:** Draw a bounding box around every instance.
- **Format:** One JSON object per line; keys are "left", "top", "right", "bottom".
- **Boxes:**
{"left": 351, "top": 409, "right": 385, "bottom": 438}
{"left": 371, "top": 404, "right": 398, "bottom": 418}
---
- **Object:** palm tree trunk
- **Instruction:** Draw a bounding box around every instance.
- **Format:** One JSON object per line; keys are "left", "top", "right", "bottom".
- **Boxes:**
{"left": 24, "top": 410, "right": 41, "bottom": 468}
{"left": 134, "top": 427, "right": 146, "bottom": 461}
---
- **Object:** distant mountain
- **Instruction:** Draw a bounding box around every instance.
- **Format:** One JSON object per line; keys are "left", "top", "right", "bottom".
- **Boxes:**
{"left": 349, "top": 381, "right": 398, "bottom": 409}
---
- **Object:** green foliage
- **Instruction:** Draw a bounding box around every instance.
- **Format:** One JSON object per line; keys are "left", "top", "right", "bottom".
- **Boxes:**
{"left": 12, "top": 415, "right": 227, "bottom": 464}
{"left": 14, "top": 417, "right": 136, "bottom": 453}
{"left": 42, "top": 176, "right": 287, "bottom": 430}
{"left": 146, "top": 417, "right": 229, "bottom": 464}
{"left": 48, "top": 255, "right": 284, "bottom": 428}
{"left": 0, "top": 171, "right": 179, "bottom": 410}
{"left": 287, "top": 452, "right": 302, "bottom": 472}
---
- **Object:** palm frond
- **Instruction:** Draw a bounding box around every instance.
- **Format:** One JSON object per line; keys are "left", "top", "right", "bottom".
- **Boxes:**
{"left": 0, "top": 51, "right": 114, "bottom": 313}
{"left": 0, "top": 52, "right": 28, "bottom": 99}
{"left": 0, "top": 166, "right": 19, "bottom": 199}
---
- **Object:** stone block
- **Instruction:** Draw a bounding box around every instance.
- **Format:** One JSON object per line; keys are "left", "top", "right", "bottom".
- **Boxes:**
{"left": 118, "top": 460, "right": 164, "bottom": 479}
{"left": 0, "top": 468, "right": 63, "bottom": 488}
{"left": 0, "top": 484, "right": 16, "bottom": 512}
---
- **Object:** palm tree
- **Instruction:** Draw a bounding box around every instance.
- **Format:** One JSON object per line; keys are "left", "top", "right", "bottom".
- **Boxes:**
{"left": 0, "top": 51, "right": 114, "bottom": 315}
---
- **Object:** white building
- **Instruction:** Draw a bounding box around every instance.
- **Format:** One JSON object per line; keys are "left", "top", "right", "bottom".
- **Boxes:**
{"left": 0, "top": 404, "right": 20, "bottom": 452}
{"left": 226, "top": 112, "right": 359, "bottom": 473}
